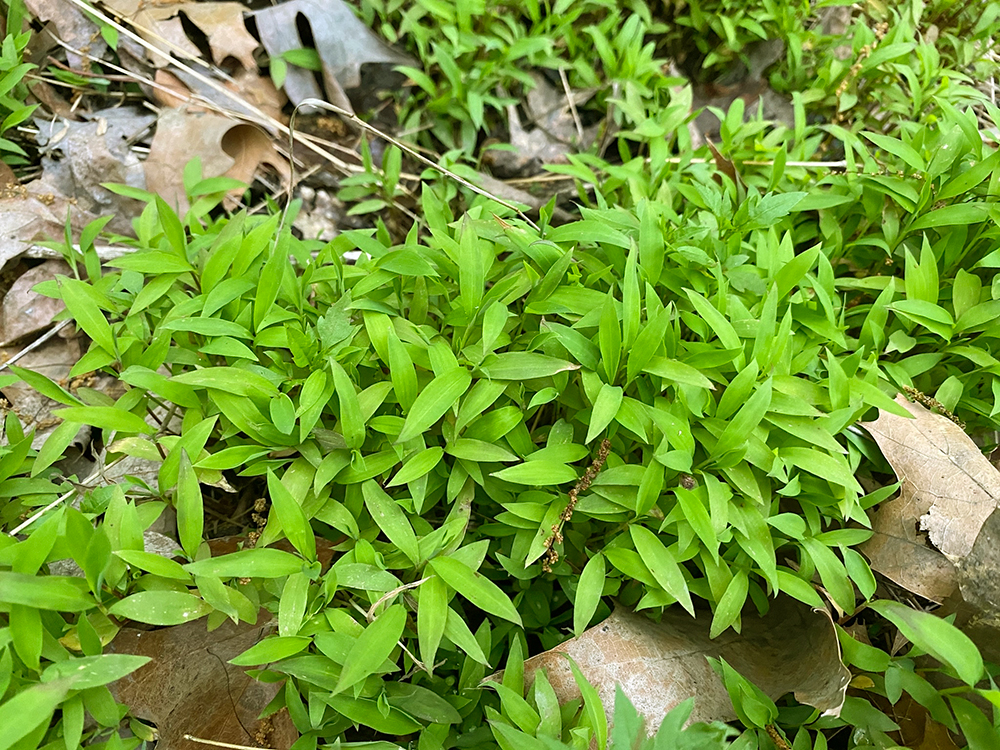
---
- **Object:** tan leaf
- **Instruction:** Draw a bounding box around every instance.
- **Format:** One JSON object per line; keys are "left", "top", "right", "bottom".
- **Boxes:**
{"left": 102, "top": 0, "right": 259, "bottom": 70}
{"left": 107, "top": 611, "right": 297, "bottom": 750}
{"left": 859, "top": 394, "right": 1000, "bottom": 601}
{"left": 0, "top": 260, "right": 71, "bottom": 346}
{"left": 145, "top": 107, "right": 289, "bottom": 213}
{"left": 494, "top": 599, "right": 850, "bottom": 731}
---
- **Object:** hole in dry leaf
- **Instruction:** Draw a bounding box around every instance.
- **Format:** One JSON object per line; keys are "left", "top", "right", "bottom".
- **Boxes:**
{"left": 177, "top": 11, "right": 214, "bottom": 67}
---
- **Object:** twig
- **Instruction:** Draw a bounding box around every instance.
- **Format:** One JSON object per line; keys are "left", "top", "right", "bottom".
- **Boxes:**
{"left": 558, "top": 68, "right": 584, "bottom": 144}
{"left": 0, "top": 319, "right": 71, "bottom": 372}
{"left": 541, "top": 438, "right": 612, "bottom": 573}
{"left": 183, "top": 737, "right": 275, "bottom": 750}
{"left": 365, "top": 577, "right": 430, "bottom": 621}
{"left": 297, "top": 98, "right": 541, "bottom": 232}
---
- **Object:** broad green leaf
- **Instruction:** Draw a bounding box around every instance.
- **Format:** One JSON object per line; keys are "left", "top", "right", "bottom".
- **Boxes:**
{"left": 330, "top": 360, "right": 365, "bottom": 449}
{"left": 801, "top": 539, "right": 855, "bottom": 614}
{"left": 491, "top": 461, "right": 579, "bottom": 486}
{"left": 172, "top": 367, "right": 278, "bottom": 399}
{"left": 417, "top": 575, "right": 449, "bottom": 672}
{"left": 430, "top": 555, "right": 522, "bottom": 625}
{"left": 42, "top": 654, "right": 150, "bottom": 690}
{"left": 388, "top": 446, "right": 444, "bottom": 487}
{"left": 587, "top": 383, "right": 623, "bottom": 444}
{"left": 710, "top": 570, "right": 748, "bottom": 638}
{"left": 0, "top": 572, "right": 95, "bottom": 611}
{"left": 574, "top": 553, "right": 605, "bottom": 636}
{"left": 176, "top": 450, "right": 203, "bottom": 560}
{"left": 184, "top": 548, "right": 306, "bottom": 578}
{"left": 443, "top": 607, "right": 489, "bottom": 664}
{"left": 278, "top": 571, "right": 310, "bottom": 637}
{"left": 642, "top": 357, "right": 714, "bottom": 390}
{"left": 266, "top": 470, "right": 317, "bottom": 561}
{"left": 362, "top": 480, "right": 420, "bottom": 564}
{"left": 478, "top": 352, "right": 579, "bottom": 380}
{"left": 114, "top": 550, "right": 188, "bottom": 580}
{"left": 0, "top": 681, "right": 70, "bottom": 750}
{"left": 629, "top": 525, "right": 694, "bottom": 615}
{"left": 714, "top": 378, "right": 772, "bottom": 456}
{"left": 334, "top": 604, "right": 407, "bottom": 694}
{"left": 599, "top": 294, "right": 622, "bottom": 383}
{"left": 445, "top": 438, "right": 518, "bottom": 463}
{"left": 58, "top": 277, "right": 116, "bottom": 356}
{"left": 229, "top": 636, "right": 311, "bottom": 666}
{"left": 109, "top": 591, "right": 212, "bottom": 625}
{"left": 869, "top": 600, "right": 983, "bottom": 686}
{"left": 397, "top": 366, "right": 472, "bottom": 443}
{"left": 54, "top": 406, "right": 153, "bottom": 435}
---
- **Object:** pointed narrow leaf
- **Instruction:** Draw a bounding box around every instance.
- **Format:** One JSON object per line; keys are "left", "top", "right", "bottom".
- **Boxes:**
{"left": 397, "top": 367, "right": 471, "bottom": 443}
{"left": 362, "top": 480, "right": 420, "bottom": 564}
{"left": 334, "top": 604, "right": 407, "bottom": 694}
{"left": 430, "top": 555, "right": 522, "bottom": 625}
{"left": 266, "top": 470, "right": 317, "bottom": 561}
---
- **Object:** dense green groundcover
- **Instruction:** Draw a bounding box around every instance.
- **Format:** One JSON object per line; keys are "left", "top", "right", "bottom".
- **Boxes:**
{"left": 5, "top": 0, "right": 1000, "bottom": 748}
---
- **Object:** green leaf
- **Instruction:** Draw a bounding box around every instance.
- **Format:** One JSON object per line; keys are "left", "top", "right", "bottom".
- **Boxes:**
{"left": 267, "top": 470, "right": 317, "bottom": 561}
{"left": 430, "top": 555, "right": 522, "bottom": 625}
{"left": 334, "top": 604, "right": 407, "bottom": 694}
{"left": 42, "top": 654, "right": 150, "bottom": 689}
{"left": 109, "top": 591, "right": 212, "bottom": 625}
{"left": 443, "top": 607, "right": 489, "bottom": 664}
{"left": 642, "top": 357, "right": 714, "bottom": 390}
{"left": 115, "top": 550, "right": 188, "bottom": 580}
{"left": 599, "top": 294, "right": 622, "bottom": 383}
{"left": 710, "top": 570, "right": 748, "bottom": 638}
{"left": 387, "top": 446, "right": 444, "bottom": 486}
{"left": 229, "top": 636, "right": 311, "bottom": 666}
{"left": 445, "top": 438, "right": 519, "bottom": 463}
{"left": 0, "top": 681, "right": 70, "bottom": 750}
{"left": 0, "top": 572, "right": 95, "bottom": 611}
{"left": 176, "top": 450, "right": 203, "bottom": 560}
{"left": 184, "top": 548, "right": 306, "bottom": 578}
{"left": 58, "top": 277, "right": 116, "bottom": 357}
{"left": 54, "top": 406, "right": 153, "bottom": 435}
{"left": 397, "top": 366, "right": 472, "bottom": 443}
{"left": 417, "top": 574, "right": 449, "bottom": 672}
{"left": 574, "top": 553, "right": 605, "bottom": 636}
{"left": 491, "top": 461, "right": 579, "bottom": 486}
{"left": 330, "top": 360, "right": 365, "bottom": 450}
{"left": 362, "top": 480, "right": 420, "bottom": 565}
{"left": 478, "top": 352, "right": 579, "bottom": 379}
{"left": 629, "top": 525, "right": 694, "bottom": 615}
{"left": 587, "top": 383, "right": 623, "bottom": 444}
{"left": 869, "top": 600, "right": 984, "bottom": 686}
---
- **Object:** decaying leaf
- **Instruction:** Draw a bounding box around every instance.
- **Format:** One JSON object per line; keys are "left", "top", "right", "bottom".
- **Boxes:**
{"left": 25, "top": 0, "right": 107, "bottom": 69}
{"left": 860, "top": 395, "right": 1000, "bottom": 602}
{"left": 101, "top": 0, "right": 259, "bottom": 70}
{"left": 496, "top": 598, "right": 850, "bottom": 731}
{"left": 34, "top": 108, "right": 155, "bottom": 234}
{"left": 0, "top": 259, "right": 70, "bottom": 346}
{"left": 108, "top": 611, "right": 297, "bottom": 750}
{"left": 251, "top": 0, "right": 414, "bottom": 105}
{"left": 485, "top": 73, "right": 598, "bottom": 178}
{"left": 0, "top": 336, "right": 84, "bottom": 448}
{"left": 145, "top": 107, "right": 290, "bottom": 212}
{"left": 0, "top": 181, "right": 101, "bottom": 267}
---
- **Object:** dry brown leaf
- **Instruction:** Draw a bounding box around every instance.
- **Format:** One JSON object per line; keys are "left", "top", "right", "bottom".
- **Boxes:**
{"left": 102, "top": 0, "right": 259, "bottom": 70}
{"left": 0, "top": 336, "right": 84, "bottom": 448}
{"left": 25, "top": 0, "right": 107, "bottom": 69}
{"left": 108, "top": 611, "right": 297, "bottom": 750}
{"left": 498, "top": 599, "right": 850, "bottom": 731}
{"left": 34, "top": 109, "right": 155, "bottom": 235}
{"left": 859, "top": 395, "right": 1000, "bottom": 601}
{"left": 251, "top": 0, "right": 413, "bottom": 105}
{"left": 0, "top": 181, "right": 98, "bottom": 267}
{"left": 145, "top": 107, "right": 289, "bottom": 213}
{"left": 0, "top": 259, "right": 71, "bottom": 346}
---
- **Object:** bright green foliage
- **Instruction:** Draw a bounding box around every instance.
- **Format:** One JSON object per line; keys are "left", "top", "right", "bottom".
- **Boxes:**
{"left": 0, "top": 0, "right": 37, "bottom": 165}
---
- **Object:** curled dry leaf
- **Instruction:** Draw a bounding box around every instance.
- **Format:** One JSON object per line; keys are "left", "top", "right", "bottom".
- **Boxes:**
{"left": 860, "top": 395, "right": 1000, "bottom": 602}
{"left": 108, "top": 611, "right": 297, "bottom": 750}
{"left": 251, "top": 0, "right": 414, "bottom": 106}
{"left": 494, "top": 598, "right": 850, "bottom": 731}
{"left": 101, "top": 0, "right": 259, "bottom": 70}
{"left": 0, "top": 259, "right": 71, "bottom": 346}
{"left": 145, "top": 107, "right": 290, "bottom": 213}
